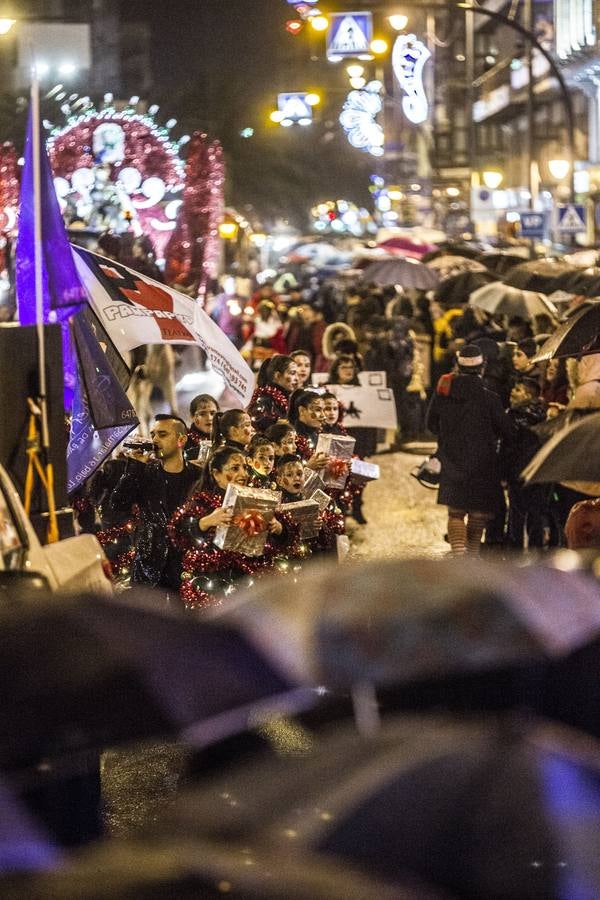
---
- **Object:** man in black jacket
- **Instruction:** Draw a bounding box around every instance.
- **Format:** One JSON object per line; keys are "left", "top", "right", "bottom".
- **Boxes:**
{"left": 109, "top": 414, "right": 197, "bottom": 594}
{"left": 427, "top": 345, "right": 515, "bottom": 555}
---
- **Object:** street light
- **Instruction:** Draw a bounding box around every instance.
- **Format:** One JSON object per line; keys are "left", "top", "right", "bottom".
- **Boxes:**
{"left": 0, "top": 17, "right": 15, "bottom": 34}
{"left": 370, "top": 38, "right": 389, "bottom": 55}
{"left": 346, "top": 64, "right": 364, "bottom": 78}
{"left": 482, "top": 169, "right": 504, "bottom": 190}
{"left": 388, "top": 14, "right": 408, "bottom": 31}
{"left": 305, "top": 92, "right": 321, "bottom": 106}
{"left": 219, "top": 222, "right": 239, "bottom": 240}
{"left": 310, "top": 15, "right": 329, "bottom": 32}
{"left": 548, "top": 158, "right": 570, "bottom": 180}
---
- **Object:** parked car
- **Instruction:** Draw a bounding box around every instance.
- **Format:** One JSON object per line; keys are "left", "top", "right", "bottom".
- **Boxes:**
{"left": 0, "top": 464, "right": 112, "bottom": 595}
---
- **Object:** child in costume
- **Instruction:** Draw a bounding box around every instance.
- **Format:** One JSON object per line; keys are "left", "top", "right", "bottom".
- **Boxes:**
{"left": 247, "top": 434, "right": 277, "bottom": 489}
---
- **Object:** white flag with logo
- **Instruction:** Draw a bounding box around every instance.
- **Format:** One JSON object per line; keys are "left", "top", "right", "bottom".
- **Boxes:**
{"left": 71, "top": 244, "right": 254, "bottom": 406}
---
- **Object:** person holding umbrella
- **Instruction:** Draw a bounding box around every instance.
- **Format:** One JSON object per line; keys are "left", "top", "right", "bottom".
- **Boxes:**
{"left": 427, "top": 345, "right": 515, "bottom": 555}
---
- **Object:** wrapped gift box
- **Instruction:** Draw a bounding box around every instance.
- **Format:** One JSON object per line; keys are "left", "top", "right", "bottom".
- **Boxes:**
{"left": 309, "top": 488, "right": 331, "bottom": 512}
{"left": 279, "top": 499, "right": 321, "bottom": 539}
{"left": 214, "top": 484, "right": 281, "bottom": 557}
{"left": 350, "top": 459, "right": 381, "bottom": 484}
{"left": 302, "top": 467, "right": 325, "bottom": 499}
{"left": 315, "top": 433, "right": 356, "bottom": 490}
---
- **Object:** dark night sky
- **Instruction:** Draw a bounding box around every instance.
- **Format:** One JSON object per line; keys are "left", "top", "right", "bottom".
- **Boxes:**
{"left": 124, "top": 0, "right": 372, "bottom": 227}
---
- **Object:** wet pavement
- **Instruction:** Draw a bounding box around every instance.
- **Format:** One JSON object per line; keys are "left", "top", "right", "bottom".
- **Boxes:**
{"left": 101, "top": 449, "right": 448, "bottom": 837}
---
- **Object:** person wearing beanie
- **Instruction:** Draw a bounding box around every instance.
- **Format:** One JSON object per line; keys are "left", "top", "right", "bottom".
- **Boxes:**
{"left": 427, "top": 344, "right": 516, "bottom": 556}
{"left": 512, "top": 338, "right": 544, "bottom": 387}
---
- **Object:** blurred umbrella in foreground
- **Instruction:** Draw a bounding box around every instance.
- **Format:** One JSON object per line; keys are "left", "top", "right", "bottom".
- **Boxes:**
{"left": 434, "top": 270, "right": 496, "bottom": 307}
{"left": 522, "top": 411, "right": 600, "bottom": 486}
{"left": 361, "top": 258, "right": 440, "bottom": 289}
{"left": 532, "top": 301, "right": 600, "bottom": 362}
{"left": 153, "top": 716, "right": 600, "bottom": 900}
{"left": 470, "top": 282, "right": 557, "bottom": 320}
{"left": 0, "top": 590, "right": 313, "bottom": 768}
{"left": 1, "top": 835, "right": 424, "bottom": 900}
{"left": 504, "top": 259, "right": 574, "bottom": 293}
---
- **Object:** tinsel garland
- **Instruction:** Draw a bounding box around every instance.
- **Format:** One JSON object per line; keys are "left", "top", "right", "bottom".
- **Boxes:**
{"left": 249, "top": 385, "right": 290, "bottom": 425}
{"left": 164, "top": 132, "right": 225, "bottom": 294}
{"left": 186, "top": 426, "right": 211, "bottom": 447}
{"left": 0, "top": 142, "right": 19, "bottom": 236}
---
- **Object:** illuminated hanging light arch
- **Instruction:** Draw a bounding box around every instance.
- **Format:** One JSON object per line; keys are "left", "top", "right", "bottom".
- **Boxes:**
{"left": 339, "top": 80, "right": 385, "bottom": 157}
{"left": 392, "top": 33, "right": 432, "bottom": 125}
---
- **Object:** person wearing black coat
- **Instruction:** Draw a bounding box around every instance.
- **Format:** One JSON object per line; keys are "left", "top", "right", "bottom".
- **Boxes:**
{"left": 427, "top": 345, "right": 516, "bottom": 555}
{"left": 109, "top": 415, "right": 197, "bottom": 594}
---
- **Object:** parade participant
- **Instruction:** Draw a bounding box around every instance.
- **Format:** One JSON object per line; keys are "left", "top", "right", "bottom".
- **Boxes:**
{"left": 211, "top": 409, "right": 254, "bottom": 453}
{"left": 427, "top": 345, "right": 515, "bottom": 556}
{"left": 109, "top": 414, "right": 197, "bottom": 593}
{"left": 247, "top": 435, "right": 277, "bottom": 488}
{"left": 322, "top": 392, "right": 347, "bottom": 434}
{"left": 288, "top": 389, "right": 329, "bottom": 471}
{"left": 264, "top": 422, "right": 298, "bottom": 458}
{"left": 290, "top": 349, "right": 312, "bottom": 389}
{"left": 248, "top": 354, "right": 298, "bottom": 431}
{"left": 169, "top": 445, "right": 284, "bottom": 609}
{"left": 186, "top": 393, "right": 220, "bottom": 460}
{"left": 274, "top": 454, "right": 344, "bottom": 555}
{"left": 327, "top": 354, "right": 377, "bottom": 459}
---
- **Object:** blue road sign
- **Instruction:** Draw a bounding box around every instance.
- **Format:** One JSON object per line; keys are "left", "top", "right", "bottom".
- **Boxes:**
{"left": 519, "top": 211, "right": 546, "bottom": 238}
{"left": 327, "top": 11, "right": 373, "bottom": 59}
{"left": 558, "top": 204, "right": 587, "bottom": 234}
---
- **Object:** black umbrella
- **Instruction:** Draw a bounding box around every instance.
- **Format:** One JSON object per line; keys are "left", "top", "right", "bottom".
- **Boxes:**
{"left": 554, "top": 269, "right": 600, "bottom": 298}
{"left": 154, "top": 715, "right": 600, "bottom": 900}
{"left": 433, "top": 270, "right": 496, "bottom": 307}
{"left": 0, "top": 590, "right": 313, "bottom": 768}
{"left": 422, "top": 241, "right": 486, "bottom": 262}
{"left": 477, "top": 251, "right": 528, "bottom": 276}
{"left": 522, "top": 411, "right": 600, "bottom": 485}
{"left": 361, "top": 258, "right": 440, "bottom": 290}
{"left": 532, "top": 301, "right": 600, "bottom": 362}
{"left": 504, "top": 260, "right": 574, "bottom": 293}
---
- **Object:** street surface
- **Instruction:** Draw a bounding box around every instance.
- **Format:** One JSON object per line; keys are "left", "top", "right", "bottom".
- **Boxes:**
{"left": 102, "top": 450, "right": 448, "bottom": 836}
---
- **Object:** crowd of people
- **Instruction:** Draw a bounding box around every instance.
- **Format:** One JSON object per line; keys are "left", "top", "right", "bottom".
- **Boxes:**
{"left": 73, "top": 265, "right": 600, "bottom": 595}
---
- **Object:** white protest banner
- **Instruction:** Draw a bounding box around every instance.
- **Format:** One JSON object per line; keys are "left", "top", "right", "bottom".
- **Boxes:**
{"left": 327, "top": 384, "right": 398, "bottom": 429}
{"left": 71, "top": 244, "right": 255, "bottom": 406}
{"left": 358, "top": 370, "right": 387, "bottom": 388}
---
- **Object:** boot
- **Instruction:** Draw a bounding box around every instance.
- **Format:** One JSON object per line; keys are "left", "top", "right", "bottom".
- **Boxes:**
{"left": 352, "top": 495, "right": 367, "bottom": 525}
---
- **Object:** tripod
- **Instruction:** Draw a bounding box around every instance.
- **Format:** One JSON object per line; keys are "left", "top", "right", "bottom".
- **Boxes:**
{"left": 23, "top": 397, "right": 59, "bottom": 544}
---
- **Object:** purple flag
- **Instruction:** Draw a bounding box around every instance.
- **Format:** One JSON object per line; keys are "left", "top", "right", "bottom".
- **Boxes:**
{"left": 15, "top": 110, "right": 87, "bottom": 408}
{"left": 67, "top": 313, "right": 138, "bottom": 493}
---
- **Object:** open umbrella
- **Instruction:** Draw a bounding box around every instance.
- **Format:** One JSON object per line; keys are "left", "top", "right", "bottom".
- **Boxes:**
{"left": 376, "top": 236, "right": 438, "bottom": 260}
{"left": 564, "top": 249, "right": 600, "bottom": 268}
{"left": 361, "top": 258, "right": 439, "bottom": 290}
{"left": 154, "top": 715, "right": 600, "bottom": 900}
{"left": 433, "top": 270, "right": 496, "bottom": 307}
{"left": 522, "top": 410, "right": 600, "bottom": 485}
{"left": 423, "top": 241, "right": 487, "bottom": 262}
{"left": 426, "top": 255, "right": 487, "bottom": 278}
{"left": 469, "top": 282, "right": 557, "bottom": 320}
{"left": 1, "top": 836, "right": 413, "bottom": 900}
{"left": 477, "top": 250, "right": 530, "bottom": 277}
{"left": 0, "top": 589, "right": 313, "bottom": 768}
{"left": 553, "top": 269, "right": 600, "bottom": 298}
{"left": 504, "top": 260, "right": 574, "bottom": 293}
{"left": 532, "top": 301, "right": 600, "bottom": 362}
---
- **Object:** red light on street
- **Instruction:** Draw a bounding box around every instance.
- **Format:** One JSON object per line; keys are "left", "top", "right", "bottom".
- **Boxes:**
{"left": 286, "top": 19, "right": 304, "bottom": 35}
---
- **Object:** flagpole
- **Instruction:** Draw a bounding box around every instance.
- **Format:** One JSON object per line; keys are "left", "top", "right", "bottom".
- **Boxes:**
{"left": 30, "top": 67, "right": 58, "bottom": 543}
{"left": 31, "top": 68, "right": 49, "bottom": 449}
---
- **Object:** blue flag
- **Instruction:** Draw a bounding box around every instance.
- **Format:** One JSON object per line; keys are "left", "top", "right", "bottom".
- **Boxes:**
{"left": 67, "top": 313, "right": 138, "bottom": 494}
{"left": 15, "top": 109, "right": 87, "bottom": 408}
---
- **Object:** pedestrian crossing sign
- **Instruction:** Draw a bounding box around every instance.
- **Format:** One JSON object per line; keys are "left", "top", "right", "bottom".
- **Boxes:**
{"left": 558, "top": 204, "right": 586, "bottom": 234}
{"left": 327, "top": 11, "right": 373, "bottom": 60}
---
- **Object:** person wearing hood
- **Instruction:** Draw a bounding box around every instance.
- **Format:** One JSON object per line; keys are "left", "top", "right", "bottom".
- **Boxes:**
{"left": 427, "top": 345, "right": 516, "bottom": 555}
{"left": 568, "top": 352, "right": 600, "bottom": 410}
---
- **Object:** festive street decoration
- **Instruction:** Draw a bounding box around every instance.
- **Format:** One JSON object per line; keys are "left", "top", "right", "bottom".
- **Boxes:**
{"left": 310, "top": 199, "right": 376, "bottom": 236}
{"left": 392, "top": 34, "right": 432, "bottom": 125}
{"left": 164, "top": 132, "right": 225, "bottom": 294}
{"left": 339, "top": 80, "right": 385, "bottom": 157}
{"left": 0, "top": 142, "right": 19, "bottom": 236}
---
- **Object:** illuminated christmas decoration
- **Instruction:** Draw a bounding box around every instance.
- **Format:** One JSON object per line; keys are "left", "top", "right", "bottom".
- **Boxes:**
{"left": 310, "top": 198, "right": 376, "bottom": 236}
{"left": 339, "top": 80, "right": 385, "bottom": 157}
{"left": 392, "top": 34, "right": 431, "bottom": 125}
